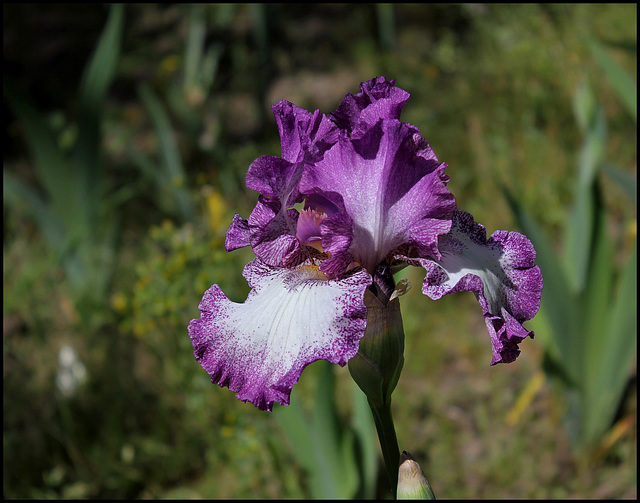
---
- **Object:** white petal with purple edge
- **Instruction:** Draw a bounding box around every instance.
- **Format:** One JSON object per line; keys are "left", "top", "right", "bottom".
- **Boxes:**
{"left": 188, "top": 259, "right": 371, "bottom": 411}
{"left": 402, "top": 210, "right": 542, "bottom": 365}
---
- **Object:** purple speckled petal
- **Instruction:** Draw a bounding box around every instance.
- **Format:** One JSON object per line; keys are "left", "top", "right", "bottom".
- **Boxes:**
{"left": 273, "top": 100, "right": 339, "bottom": 164}
{"left": 317, "top": 208, "right": 355, "bottom": 278}
{"left": 225, "top": 154, "right": 308, "bottom": 267}
{"left": 403, "top": 210, "right": 543, "bottom": 364}
{"left": 225, "top": 213, "right": 251, "bottom": 252}
{"left": 300, "top": 119, "right": 455, "bottom": 276}
{"left": 245, "top": 198, "right": 302, "bottom": 267}
{"left": 331, "top": 76, "right": 410, "bottom": 132}
{"left": 188, "top": 259, "right": 371, "bottom": 411}
{"left": 245, "top": 154, "right": 302, "bottom": 202}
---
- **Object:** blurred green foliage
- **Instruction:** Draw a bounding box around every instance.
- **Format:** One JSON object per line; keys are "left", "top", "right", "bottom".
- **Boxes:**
{"left": 506, "top": 38, "right": 636, "bottom": 451}
{"left": 3, "top": 3, "right": 636, "bottom": 499}
{"left": 4, "top": 4, "right": 125, "bottom": 324}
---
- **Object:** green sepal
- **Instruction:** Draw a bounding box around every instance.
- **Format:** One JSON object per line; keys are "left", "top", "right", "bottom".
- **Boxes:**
{"left": 348, "top": 288, "right": 405, "bottom": 409}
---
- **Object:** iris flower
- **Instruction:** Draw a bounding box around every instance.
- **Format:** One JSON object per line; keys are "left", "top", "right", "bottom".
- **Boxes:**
{"left": 189, "top": 77, "right": 542, "bottom": 412}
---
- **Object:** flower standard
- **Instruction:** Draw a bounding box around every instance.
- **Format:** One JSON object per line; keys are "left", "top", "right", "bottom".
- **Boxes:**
{"left": 189, "top": 77, "right": 543, "bottom": 498}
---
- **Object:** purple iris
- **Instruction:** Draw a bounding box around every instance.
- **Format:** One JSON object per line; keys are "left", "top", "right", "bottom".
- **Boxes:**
{"left": 189, "top": 77, "right": 543, "bottom": 412}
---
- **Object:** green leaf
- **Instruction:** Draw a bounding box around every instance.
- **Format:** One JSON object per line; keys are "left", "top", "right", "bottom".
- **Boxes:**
{"left": 6, "top": 5, "right": 124, "bottom": 236}
{"left": 563, "top": 103, "right": 606, "bottom": 293}
{"left": 273, "top": 362, "right": 358, "bottom": 498}
{"left": 4, "top": 82, "right": 78, "bottom": 228}
{"left": 583, "top": 240, "right": 637, "bottom": 446}
{"left": 503, "top": 187, "right": 581, "bottom": 385}
{"left": 588, "top": 37, "right": 637, "bottom": 123}
{"left": 573, "top": 80, "right": 597, "bottom": 134}
{"left": 200, "top": 43, "right": 223, "bottom": 95}
{"left": 3, "top": 170, "right": 66, "bottom": 251}
{"left": 580, "top": 185, "right": 613, "bottom": 371}
{"left": 311, "top": 362, "right": 357, "bottom": 498}
{"left": 77, "top": 4, "right": 124, "bottom": 112}
{"left": 75, "top": 3, "right": 125, "bottom": 209}
{"left": 599, "top": 38, "right": 637, "bottom": 55}
{"left": 602, "top": 163, "right": 637, "bottom": 204}
{"left": 184, "top": 4, "right": 221, "bottom": 96}
{"left": 376, "top": 4, "right": 397, "bottom": 51}
{"left": 273, "top": 401, "right": 317, "bottom": 494}
{"left": 138, "top": 83, "right": 195, "bottom": 221}
{"left": 579, "top": 183, "right": 615, "bottom": 444}
{"left": 185, "top": 4, "right": 207, "bottom": 92}
{"left": 350, "top": 382, "right": 378, "bottom": 499}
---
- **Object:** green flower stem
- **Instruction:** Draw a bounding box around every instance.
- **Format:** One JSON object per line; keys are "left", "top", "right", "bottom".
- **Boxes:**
{"left": 348, "top": 263, "right": 407, "bottom": 498}
{"left": 369, "top": 398, "right": 401, "bottom": 498}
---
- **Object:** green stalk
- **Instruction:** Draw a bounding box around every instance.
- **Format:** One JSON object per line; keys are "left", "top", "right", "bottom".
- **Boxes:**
{"left": 369, "top": 398, "right": 400, "bottom": 497}
{"left": 348, "top": 262, "right": 406, "bottom": 498}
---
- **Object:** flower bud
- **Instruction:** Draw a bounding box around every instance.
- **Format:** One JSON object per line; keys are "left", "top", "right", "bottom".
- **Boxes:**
{"left": 397, "top": 451, "right": 436, "bottom": 500}
{"left": 348, "top": 264, "right": 406, "bottom": 408}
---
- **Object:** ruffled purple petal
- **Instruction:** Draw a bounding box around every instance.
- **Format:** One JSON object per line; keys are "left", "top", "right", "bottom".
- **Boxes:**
{"left": 245, "top": 154, "right": 302, "bottom": 202}
{"left": 273, "top": 100, "right": 339, "bottom": 164}
{"left": 225, "top": 213, "right": 251, "bottom": 252}
{"left": 299, "top": 119, "right": 455, "bottom": 276}
{"left": 331, "top": 76, "right": 411, "bottom": 132}
{"left": 317, "top": 208, "right": 355, "bottom": 278}
{"left": 246, "top": 198, "right": 303, "bottom": 267}
{"left": 403, "top": 210, "right": 543, "bottom": 364}
{"left": 188, "top": 259, "right": 371, "bottom": 411}
{"left": 225, "top": 154, "right": 309, "bottom": 267}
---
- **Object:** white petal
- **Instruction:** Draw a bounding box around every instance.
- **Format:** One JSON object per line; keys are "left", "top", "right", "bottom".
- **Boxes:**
{"left": 189, "top": 259, "right": 370, "bottom": 411}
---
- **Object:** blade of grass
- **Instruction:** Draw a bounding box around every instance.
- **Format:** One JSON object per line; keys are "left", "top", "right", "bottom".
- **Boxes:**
{"left": 75, "top": 3, "right": 125, "bottom": 208}
{"left": 504, "top": 187, "right": 581, "bottom": 385}
{"left": 185, "top": 4, "right": 206, "bottom": 93}
{"left": 602, "top": 163, "right": 637, "bottom": 204}
{"left": 579, "top": 182, "right": 615, "bottom": 445}
{"left": 588, "top": 37, "right": 637, "bottom": 123}
{"left": 273, "top": 362, "right": 359, "bottom": 498}
{"left": 580, "top": 184, "right": 613, "bottom": 376}
{"left": 4, "top": 82, "right": 78, "bottom": 230}
{"left": 350, "top": 382, "right": 378, "bottom": 498}
{"left": 77, "top": 4, "right": 125, "bottom": 113}
{"left": 583, "top": 240, "right": 637, "bottom": 446}
{"left": 563, "top": 102, "right": 606, "bottom": 293}
{"left": 3, "top": 170, "right": 66, "bottom": 250}
{"left": 199, "top": 43, "right": 223, "bottom": 95}
{"left": 311, "top": 362, "right": 358, "bottom": 498}
{"left": 138, "top": 82, "right": 194, "bottom": 221}
{"left": 376, "top": 4, "right": 396, "bottom": 51}
{"left": 273, "top": 402, "right": 318, "bottom": 496}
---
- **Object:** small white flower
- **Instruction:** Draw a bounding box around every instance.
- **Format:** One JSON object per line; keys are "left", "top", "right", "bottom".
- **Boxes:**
{"left": 56, "top": 344, "right": 88, "bottom": 397}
